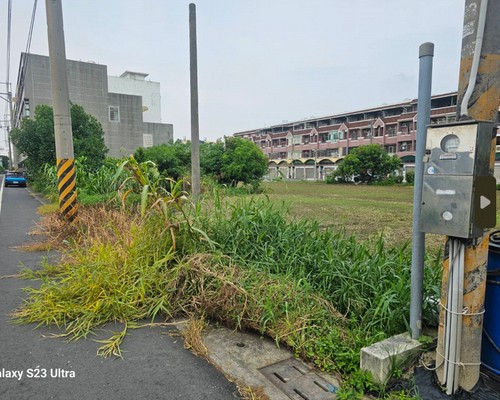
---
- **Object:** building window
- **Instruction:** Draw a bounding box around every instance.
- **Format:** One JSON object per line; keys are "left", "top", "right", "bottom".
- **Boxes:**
{"left": 23, "top": 99, "right": 30, "bottom": 118}
{"left": 385, "top": 145, "right": 396, "bottom": 154}
{"left": 109, "top": 106, "right": 120, "bottom": 122}
{"left": 399, "top": 141, "right": 411, "bottom": 152}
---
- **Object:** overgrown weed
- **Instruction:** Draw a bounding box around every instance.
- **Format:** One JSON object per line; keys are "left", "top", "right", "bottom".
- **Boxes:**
{"left": 14, "top": 171, "right": 438, "bottom": 399}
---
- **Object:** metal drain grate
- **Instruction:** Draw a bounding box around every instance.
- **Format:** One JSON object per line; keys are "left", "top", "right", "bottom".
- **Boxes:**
{"left": 259, "top": 358, "right": 338, "bottom": 400}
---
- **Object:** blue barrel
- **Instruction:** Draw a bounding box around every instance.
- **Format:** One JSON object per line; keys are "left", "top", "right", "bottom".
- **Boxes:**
{"left": 482, "top": 230, "right": 500, "bottom": 375}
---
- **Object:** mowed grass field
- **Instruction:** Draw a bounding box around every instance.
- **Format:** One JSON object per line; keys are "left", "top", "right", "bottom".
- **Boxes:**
{"left": 261, "top": 181, "right": 500, "bottom": 251}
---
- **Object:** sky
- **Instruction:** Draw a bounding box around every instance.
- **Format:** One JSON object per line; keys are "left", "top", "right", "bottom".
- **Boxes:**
{"left": 1, "top": 0, "right": 465, "bottom": 148}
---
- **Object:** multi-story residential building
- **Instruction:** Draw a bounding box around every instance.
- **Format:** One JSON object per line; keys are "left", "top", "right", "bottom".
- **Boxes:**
{"left": 13, "top": 53, "right": 173, "bottom": 158}
{"left": 234, "top": 93, "right": 500, "bottom": 181}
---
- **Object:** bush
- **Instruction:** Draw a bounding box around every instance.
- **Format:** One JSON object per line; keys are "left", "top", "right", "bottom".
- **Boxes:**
{"left": 405, "top": 169, "right": 415, "bottom": 185}
{"left": 326, "top": 172, "right": 349, "bottom": 184}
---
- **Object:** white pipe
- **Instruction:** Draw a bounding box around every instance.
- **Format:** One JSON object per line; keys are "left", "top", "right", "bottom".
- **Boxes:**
{"left": 441, "top": 238, "right": 453, "bottom": 384}
{"left": 444, "top": 238, "right": 457, "bottom": 390}
{"left": 446, "top": 239, "right": 460, "bottom": 394}
{"left": 460, "top": 0, "right": 488, "bottom": 116}
{"left": 453, "top": 242, "right": 465, "bottom": 393}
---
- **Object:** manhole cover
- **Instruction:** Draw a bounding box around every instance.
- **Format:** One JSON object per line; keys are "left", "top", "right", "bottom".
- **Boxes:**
{"left": 259, "top": 358, "right": 338, "bottom": 400}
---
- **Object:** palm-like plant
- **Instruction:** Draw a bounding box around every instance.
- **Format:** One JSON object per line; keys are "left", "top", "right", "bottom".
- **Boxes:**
{"left": 113, "top": 155, "right": 190, "bottom": 251}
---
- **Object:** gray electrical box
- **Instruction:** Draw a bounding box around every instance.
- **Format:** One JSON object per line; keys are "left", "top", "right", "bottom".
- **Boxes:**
{"left": 420, "top": 120, "right": 496, "bottom": 238}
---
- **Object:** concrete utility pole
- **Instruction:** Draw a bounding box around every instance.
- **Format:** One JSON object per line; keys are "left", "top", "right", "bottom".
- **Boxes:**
{"left": 436, "top": 0, "right": 500, "bottom": 392}
{"left": 45, "top": 0, "right": 78, "bottom": 222}
{"left": 189, "top": 3, "right": 201, "bottom": 199}
{"left": 7, "top": 89, "right": 14, "bottom": 169}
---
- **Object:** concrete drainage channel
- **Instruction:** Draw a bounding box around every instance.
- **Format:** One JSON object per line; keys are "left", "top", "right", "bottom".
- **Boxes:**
{"left": 198, "top": 325, "right": 342, "bottom": 399}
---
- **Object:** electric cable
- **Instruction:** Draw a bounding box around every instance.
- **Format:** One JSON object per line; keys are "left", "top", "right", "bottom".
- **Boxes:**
{"left": 25, "top": 0, "right": 38, "bottom": 56}
{"left": 460, "top": 0, "right": 488, "bottom": 117}
{"left": 12, "top": 0, "right": 38, "bottom": 129}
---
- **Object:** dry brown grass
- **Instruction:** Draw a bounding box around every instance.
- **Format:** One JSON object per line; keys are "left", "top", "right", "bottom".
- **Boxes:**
{"left": 19, "top": 205, "right": 137, "bottom": 252}
{"left": 180, "top": 316, "right": 209, "bottom": 359}
{"left": 177, "top": 254, "right": 348, "bottom": 363}
{"left": 237, "top": 386, "right": 270, "bottom": 400}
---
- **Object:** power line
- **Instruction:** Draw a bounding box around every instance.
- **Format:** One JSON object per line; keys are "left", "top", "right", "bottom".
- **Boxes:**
{"left": 6, "top": 0, "right": 11, "bottom": 86}
{"left": 11, "top": 0, "right": 38, "bottom": 130}
{"left": 25, "top": 0, "right": 38, "bottom": 56}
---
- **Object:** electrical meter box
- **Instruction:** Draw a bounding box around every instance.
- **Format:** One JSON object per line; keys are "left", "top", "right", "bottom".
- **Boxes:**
{"left": 420, "top": 120, "right": 496, "bottom": 238}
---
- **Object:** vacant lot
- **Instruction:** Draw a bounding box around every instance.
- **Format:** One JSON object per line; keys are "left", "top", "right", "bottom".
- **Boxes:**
{"left": 261, "top": 181, "right": 500, "bottom": 250}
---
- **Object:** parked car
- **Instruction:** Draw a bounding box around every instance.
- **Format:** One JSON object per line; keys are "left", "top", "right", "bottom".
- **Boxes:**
{"left": 4, "top": 171, "right": 27, "bottom": 187}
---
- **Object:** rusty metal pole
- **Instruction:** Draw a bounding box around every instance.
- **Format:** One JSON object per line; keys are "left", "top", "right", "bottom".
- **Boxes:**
{"left": 436, "top": 0, "right": 500, "bottom": 392}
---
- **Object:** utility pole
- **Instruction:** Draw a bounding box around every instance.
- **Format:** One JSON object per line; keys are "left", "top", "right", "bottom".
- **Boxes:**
{"left": 436, "top": 0, "right": 500, "bottom": 392}
{"left": 7, "top": 89, "right": 15, "bottom": 169}
{"left": 45, "top": 0, "right": 78, "bottom": 222}
{"left": 189, "top": 3, "right": 201, "bottom": 199}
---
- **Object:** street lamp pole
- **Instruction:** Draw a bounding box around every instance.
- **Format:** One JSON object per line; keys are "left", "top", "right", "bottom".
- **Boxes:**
{"left": 0, "top": 85, "right": 14, "bottom": 169}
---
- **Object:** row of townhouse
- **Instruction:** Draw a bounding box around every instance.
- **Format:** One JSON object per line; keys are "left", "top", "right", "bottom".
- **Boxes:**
{"left": 234, "top": 92, "right": 500, "bottom": 181}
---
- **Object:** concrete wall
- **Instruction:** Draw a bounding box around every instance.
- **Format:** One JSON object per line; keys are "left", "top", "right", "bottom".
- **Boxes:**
{"left": 24, "top": 54, "right": 109, "bottom": 127}
{"left": 144, "top": 122, "right": 173, "bottom": 147}
{"left": 107, "top": 93, "right": 144, "bottom": 157}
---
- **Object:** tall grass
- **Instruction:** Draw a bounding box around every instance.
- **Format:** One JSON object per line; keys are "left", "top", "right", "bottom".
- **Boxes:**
{"left": 29, "top": 157, "right": 121, "bottom": 205}
{"left": 196, "top": 196, "right": 442, "bottom": 339}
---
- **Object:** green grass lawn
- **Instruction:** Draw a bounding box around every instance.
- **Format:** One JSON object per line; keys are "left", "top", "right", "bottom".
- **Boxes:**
{"left": 261, "top": 181, "right": 500, "bottom": 250}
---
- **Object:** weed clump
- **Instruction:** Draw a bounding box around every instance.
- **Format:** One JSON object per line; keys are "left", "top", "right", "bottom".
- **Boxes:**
{"left": 14, "top": 206, "right": 349, "bottom": 370}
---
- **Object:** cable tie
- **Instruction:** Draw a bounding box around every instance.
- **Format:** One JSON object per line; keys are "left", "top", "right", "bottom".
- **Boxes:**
{"left": 439, "top": 302, "right": 484, "bottom": 316}
{"left": 435, "top": 349, "right": 481, "bottom": 367}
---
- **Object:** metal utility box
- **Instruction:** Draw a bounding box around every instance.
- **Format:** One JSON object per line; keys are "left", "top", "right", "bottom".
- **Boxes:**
{"left": 420, "top": 120, "right": 496, "bottom": 238}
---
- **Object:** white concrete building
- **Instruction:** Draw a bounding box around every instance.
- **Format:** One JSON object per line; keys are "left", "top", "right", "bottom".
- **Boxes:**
{"left": 107, "top": 71, "right": 162, "bottom": 124}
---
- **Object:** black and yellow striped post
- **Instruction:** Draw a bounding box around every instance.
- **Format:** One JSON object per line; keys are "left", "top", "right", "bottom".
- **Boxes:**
{"left": 57, "top": 158, "right": 78, "bottom": 222}
{"left": 46, "top": 0, "right": 77, "bottom": 223}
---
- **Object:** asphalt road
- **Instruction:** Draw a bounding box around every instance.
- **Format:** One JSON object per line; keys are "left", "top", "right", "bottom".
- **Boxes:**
{"left": 0, "top": 180, "right": 239, "bottom": 400}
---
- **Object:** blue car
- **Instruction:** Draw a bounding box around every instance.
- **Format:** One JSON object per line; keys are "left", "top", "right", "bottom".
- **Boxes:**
{"left": 4, "top": 171, "right": 27, "bottom": 187}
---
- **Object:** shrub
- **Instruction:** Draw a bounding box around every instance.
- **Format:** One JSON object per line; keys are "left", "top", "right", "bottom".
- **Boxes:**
{"left": 405, "top": 169, "right": 415, "bottom": 185}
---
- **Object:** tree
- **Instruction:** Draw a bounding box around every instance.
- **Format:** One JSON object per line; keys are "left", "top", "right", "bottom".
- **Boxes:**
{"left": 70, "top": 104, "right": 109, "bottom": 170}
{"left": 200, "top": 141, "right": 224, "bottom": 179}
{"left": 0, "top": 155, "right": 9, "bottom": 170}
{"left": 332, "top": 144, "right": 400, "bottom": 183}
{"left": 134, "top": 137, "right": 268, "bottom": 188}
{"left": 10, "top": 104, "right": 108, "bottom": 171}
{"left": 219, "top": 137, "right": 268, "bottom": 187}
{"left": 134, "top": 141, "right": 190, "bottom": 180}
